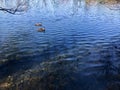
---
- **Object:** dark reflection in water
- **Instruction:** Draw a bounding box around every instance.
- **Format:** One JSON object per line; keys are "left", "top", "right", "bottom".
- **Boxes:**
{"left": 0, "top": 0, "right": 120, "bottom": 90}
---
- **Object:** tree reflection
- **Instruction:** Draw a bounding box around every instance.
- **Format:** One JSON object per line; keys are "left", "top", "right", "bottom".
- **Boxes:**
{"left": 0, "top": 0, "right": 120, "bottom": 14}
{"left": 0, "top": 0, "right": 29, "bottom": 14}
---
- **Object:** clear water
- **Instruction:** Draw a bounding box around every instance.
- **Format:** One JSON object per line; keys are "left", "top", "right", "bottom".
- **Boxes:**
{"left": 0, "top": 0, "right": 120, "bottom": 90}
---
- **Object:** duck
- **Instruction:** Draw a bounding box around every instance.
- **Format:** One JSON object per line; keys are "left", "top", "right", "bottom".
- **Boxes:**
{"left": 38, "top": 28, "right": 45, "bottom": 32}
{"left": 35, "top": 23, "right": 42, "bottom": 26}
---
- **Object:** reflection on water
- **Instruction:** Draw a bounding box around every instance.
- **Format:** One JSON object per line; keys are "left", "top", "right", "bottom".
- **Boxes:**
{"left": 0, "top": 0, "right": 120, "bottom": 90}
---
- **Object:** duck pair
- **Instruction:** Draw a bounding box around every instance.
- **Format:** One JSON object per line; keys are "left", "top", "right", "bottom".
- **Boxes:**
{"left": 35, "top": 23, "right": 45, "bottom": 32}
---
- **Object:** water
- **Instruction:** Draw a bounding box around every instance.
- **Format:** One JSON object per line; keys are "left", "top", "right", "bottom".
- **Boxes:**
{"left": 0, "top": 0, "right": 120, "bottom": 90}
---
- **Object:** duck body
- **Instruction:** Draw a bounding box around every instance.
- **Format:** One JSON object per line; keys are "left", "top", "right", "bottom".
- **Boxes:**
{"left": 38, "top": 28, "right": 45, "bottom": 32}
{"left": 35, "top": 23, "right": 42, "bottom": 26}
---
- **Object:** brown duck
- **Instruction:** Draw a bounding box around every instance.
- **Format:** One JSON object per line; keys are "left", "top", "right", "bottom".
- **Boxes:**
{"left": 35, "top": 23, "right": 42, "bottom": 26}
{"left": 38, "top": 28, "right": 45, "bottom": 32}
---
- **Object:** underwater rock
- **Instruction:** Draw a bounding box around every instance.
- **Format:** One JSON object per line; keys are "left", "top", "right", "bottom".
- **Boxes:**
{"left": 0, "top": 60, "right": 80, "bottom": 90}
{"left": 0, "top": 82, "right": 11, "bottom": 88}
{"left": 107, "top": 82, "right": 120, "bottom": 90}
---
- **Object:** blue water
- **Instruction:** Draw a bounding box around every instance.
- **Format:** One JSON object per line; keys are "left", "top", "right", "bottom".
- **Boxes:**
{"left": 0, "top": 0, "right": 120, "bottom": 90}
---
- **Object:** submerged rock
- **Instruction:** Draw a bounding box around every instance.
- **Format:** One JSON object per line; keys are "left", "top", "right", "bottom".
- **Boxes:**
{"left": 0, "top": 82, "right": 11, "bottom": 88}
{"left": 1, "top": 59, "right": 119, "bottom": 90}
{"left": 107, "top": 82, "right": 120, "bottom": 90}
{"left": 0, "top": 60, "right": 81, "bottom": 90}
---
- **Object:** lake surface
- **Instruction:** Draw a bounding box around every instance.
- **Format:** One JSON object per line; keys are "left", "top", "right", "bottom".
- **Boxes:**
{"left": 0, "top": 0, "right": 120, "bottom": 90}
